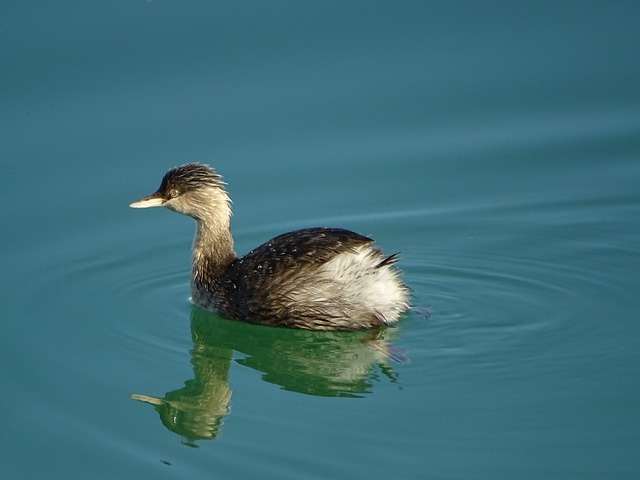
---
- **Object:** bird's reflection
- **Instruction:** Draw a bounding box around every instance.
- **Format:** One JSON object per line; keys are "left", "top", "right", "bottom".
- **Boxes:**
{"left": 132, "top": 307, "right": 407, "bottom": 444}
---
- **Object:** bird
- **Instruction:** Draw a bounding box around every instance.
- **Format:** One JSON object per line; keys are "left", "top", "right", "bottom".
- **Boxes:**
{"left": 130, "top": 163, "right": 410, "bottom": 331}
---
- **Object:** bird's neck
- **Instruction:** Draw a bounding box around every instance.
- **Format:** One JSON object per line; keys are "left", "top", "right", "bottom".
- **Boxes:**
{"left": 191, "top": 214, "right": 236, "bottom": 288}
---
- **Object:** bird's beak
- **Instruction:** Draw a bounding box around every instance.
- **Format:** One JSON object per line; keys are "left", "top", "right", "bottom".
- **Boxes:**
{"left": 129, "top": 192, "right": 165, "bottom": 208}
{"left": 130, "top": 393, "right": 164, "bottom": 405}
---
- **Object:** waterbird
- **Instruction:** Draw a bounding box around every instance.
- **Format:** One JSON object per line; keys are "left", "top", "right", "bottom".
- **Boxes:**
{"left": 130, "top": 163, "right": 410, "bottom": 331}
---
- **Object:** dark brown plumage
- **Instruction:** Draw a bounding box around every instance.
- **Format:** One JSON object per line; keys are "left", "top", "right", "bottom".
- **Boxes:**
{"left": 131, "top": 163, "right": 410, "bottom": 331}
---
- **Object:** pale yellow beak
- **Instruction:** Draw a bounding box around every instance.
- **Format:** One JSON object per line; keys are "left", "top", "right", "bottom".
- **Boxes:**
{"left": 130, "top": 192, "right": 164, "bottom": 208}
{"left": 130, "top": 393, "right": 164, "bottom": 405}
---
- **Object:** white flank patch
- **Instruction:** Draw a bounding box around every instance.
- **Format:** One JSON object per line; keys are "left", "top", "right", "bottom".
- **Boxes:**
{"left": 317, "top": 245, "right": 409, "bottom": 323}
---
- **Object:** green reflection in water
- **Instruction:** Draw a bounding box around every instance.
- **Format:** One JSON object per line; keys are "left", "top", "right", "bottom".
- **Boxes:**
{"left": 132, "top": 307, "right": 407, "bottom": 444}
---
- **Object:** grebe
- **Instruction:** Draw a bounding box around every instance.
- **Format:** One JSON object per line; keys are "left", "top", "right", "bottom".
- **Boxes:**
{"left": 130, "top": 163, "right": 410, "bottom": 331}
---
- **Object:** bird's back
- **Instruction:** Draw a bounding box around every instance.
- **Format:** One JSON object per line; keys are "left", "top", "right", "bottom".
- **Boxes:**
{"left": 197, "top": 227, "right": 410, "bottom": 330}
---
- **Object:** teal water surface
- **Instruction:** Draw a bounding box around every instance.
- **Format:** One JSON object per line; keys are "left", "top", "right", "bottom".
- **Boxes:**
{"left": 2, "top": 2, "right": 640, "bottom": 479}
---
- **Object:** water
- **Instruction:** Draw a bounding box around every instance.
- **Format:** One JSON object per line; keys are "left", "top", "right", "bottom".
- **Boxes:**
{"left": 2, "top": 1, "right": 640, "bottom": 478}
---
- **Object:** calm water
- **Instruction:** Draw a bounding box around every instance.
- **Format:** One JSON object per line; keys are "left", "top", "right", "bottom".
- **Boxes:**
{"left": 2, "top": 2, "right": 640, "bottom": 479}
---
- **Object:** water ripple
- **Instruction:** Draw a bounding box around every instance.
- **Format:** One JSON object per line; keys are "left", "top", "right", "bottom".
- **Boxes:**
{"left": 398, "top": 195, "right": 635, "bottom": 374}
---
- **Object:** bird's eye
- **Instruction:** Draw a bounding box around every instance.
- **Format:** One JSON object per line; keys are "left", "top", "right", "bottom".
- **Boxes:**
{"left": 169, "top": 189, "right": 180, "bottom": 198}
